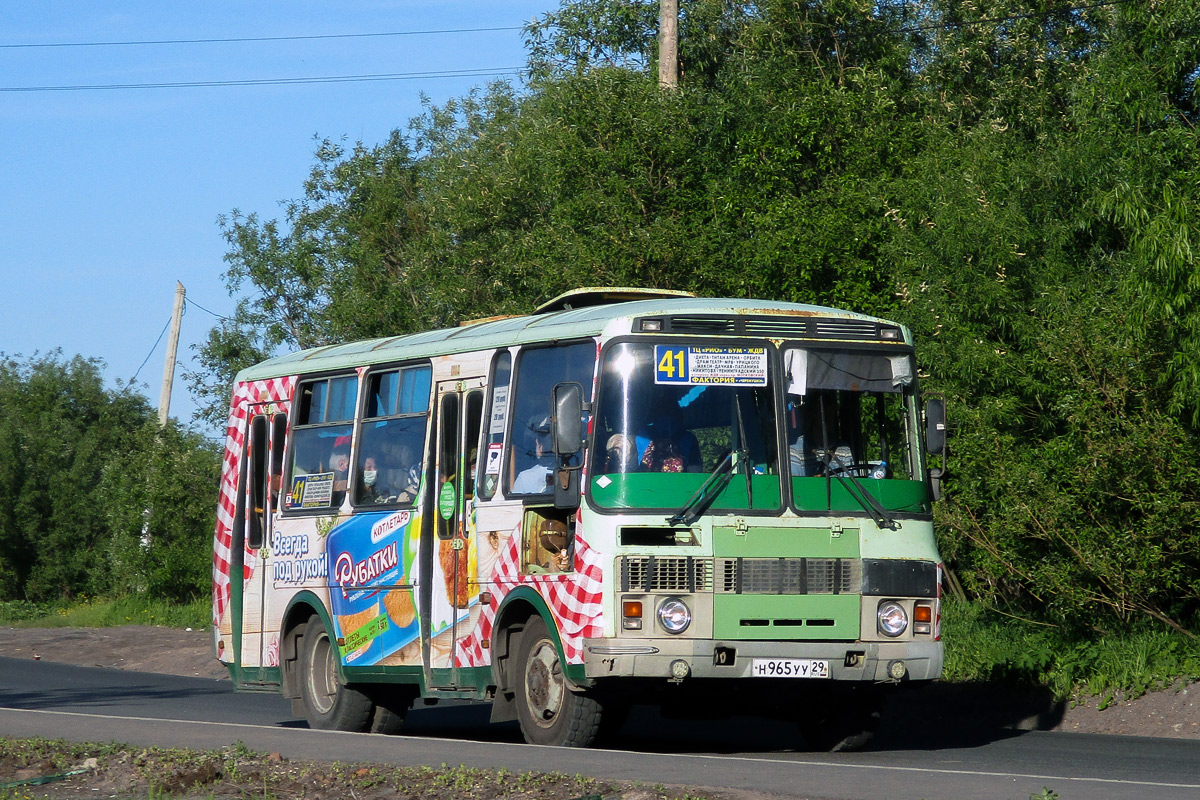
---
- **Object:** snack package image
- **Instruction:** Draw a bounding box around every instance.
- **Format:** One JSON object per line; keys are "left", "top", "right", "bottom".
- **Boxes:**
{"left": 326, "top": 511, "right": 420, "bottom": 665}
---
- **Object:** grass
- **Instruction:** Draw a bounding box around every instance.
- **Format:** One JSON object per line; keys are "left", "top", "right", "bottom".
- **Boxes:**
{"left": 0, "top": 596, "right": 208, "bottom": 630}
{"left": 0, "top": 738, "right": 706, "bottom": 800}
{"left": 941, "top": 597, "right": 1200, "bottom": 705}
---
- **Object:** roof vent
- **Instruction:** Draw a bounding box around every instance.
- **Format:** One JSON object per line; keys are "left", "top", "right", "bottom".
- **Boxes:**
{"left": 534, "top": 287, "right": 696, "bottom": 314}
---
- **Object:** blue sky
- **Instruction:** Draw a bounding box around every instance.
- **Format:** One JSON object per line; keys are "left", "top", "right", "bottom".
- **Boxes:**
{"left": 1, "top": 1, "right": 555, "bottom": 431}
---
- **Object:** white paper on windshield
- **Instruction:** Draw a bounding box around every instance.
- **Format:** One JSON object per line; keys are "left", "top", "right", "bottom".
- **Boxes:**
{"left": 889, "top": 355, "right": 914, "bottom": 387}
{"left": 654, "top": 346, "right": 768, "bottom": 386}
{"left": 785, "top": 349, "right": 808, "bottom": 395}
{"left": 488, "top": 386, "right": 508, "bottom": 434}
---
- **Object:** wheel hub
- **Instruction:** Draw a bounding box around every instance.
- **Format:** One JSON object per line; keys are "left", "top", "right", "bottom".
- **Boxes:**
{"left": 524, "top": 640, "right": 565, "bottom": 724}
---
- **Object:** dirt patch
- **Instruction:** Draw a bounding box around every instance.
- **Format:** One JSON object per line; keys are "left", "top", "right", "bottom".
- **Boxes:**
{"left": 0, "top": 739, "right": 761, "bottom": 800}
{"left": 2, "top": 625, "right": 1198, "bottom": 740}
{"left": 0, "top": 625, "right": 228, "bottom": 680}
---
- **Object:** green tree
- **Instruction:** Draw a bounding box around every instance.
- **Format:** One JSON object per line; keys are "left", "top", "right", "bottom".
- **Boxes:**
{"left": 0, "top": 352, "right": 220, "bottom": 602}
{"left": 101, "top": 422, "right": 221, "bottom": 602}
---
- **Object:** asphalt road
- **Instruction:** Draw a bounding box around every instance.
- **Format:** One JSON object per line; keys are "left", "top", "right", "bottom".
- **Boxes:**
{"left": 2, "top": 657, "right": 1198, "bottom": 800}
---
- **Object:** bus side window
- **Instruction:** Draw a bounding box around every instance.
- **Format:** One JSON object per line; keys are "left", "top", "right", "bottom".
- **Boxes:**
{"left": 464, "top": 390, "right": 483, "bottom": 503}
{"left": 357, "top": 365, "right": 432, "bottom": 506}
{"left": 269, "top": 413, "right": 287, "bottom": 512}
{"left": 436, "top": 392, "right": 460, "bottom": 540}
{"left": 284, "top": 374, "right": 357, "bottom": 512}
{"left": 477, "top": 351, "right": 511, "bottom": 501}
{"left": 505, "top": 342, "right": 596, "bottom": 498}
{"left": 247, "top": 414, "right": 269, "bottom": 550}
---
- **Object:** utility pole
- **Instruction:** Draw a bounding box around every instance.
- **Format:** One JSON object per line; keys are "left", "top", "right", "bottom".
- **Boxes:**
{"left": 658, "top": 0, "right": 679, "bottom": 89}
{"left": 157, "top": 281, "right": 185, "bottom": 427}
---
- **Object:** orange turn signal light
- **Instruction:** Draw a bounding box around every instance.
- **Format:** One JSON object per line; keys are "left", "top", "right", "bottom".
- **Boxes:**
{"left": 623, "top": 600, "right": 643, "bottom": 618}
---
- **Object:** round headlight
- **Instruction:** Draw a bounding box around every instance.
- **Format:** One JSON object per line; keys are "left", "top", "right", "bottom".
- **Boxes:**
{"left": 877, "top": 600, "right": 908, "bottom": 637}
{"left": 657, "top": 598, "right": 692, "bottom": 634}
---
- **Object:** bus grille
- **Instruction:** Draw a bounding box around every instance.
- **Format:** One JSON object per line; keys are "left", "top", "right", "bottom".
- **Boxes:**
{"left": 715, "top": 558, "right": 861, "bottom": 594}
{"left": 620, "top": 556, "right": 714, "bottom": 592}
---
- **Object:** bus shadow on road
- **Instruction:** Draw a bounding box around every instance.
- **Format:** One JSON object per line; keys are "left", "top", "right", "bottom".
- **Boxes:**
{"left": 872, "top": 680, "right": 1066, "bottom": 751}
{"left": 287, "top": 683, "right": 1064, "bottom": 754}
{"left": 593, "top": 684, "right": 1064, "bottom": 754}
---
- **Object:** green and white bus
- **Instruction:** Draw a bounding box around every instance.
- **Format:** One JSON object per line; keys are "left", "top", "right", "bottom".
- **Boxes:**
{"left": 213, "top": 287, "right": 947, "bottom": 749}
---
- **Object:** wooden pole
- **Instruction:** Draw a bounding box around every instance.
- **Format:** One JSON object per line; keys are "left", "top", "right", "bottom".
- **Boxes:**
{"left": 157, "top": 281, "right": 185, "bottom": 427}
{"left": 658, "top": 0, "right": 679, "bottom": 89}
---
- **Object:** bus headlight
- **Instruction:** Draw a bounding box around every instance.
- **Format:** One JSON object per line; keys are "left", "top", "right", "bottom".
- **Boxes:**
{"left": 877, "top": 601, "right": 908, "bottom": 637}
{"left": 657, "top": 598, "right": 692, "bottom": 634}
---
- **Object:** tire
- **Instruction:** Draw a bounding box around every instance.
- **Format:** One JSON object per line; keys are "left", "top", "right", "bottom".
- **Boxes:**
{"left": 799, "top": 686, "right": 883, "bottom": 752}
{"left": 367, "top": 688, "right": 413, "bottom": 735}
{"left": 298, "top": 616, "right": 374, "bottom": 732}
{"left": 514, "top": 616, "right": 603, "bottom": 747}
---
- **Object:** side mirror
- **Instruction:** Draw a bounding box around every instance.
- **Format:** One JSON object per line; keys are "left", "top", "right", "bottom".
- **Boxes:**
{"left": 552, "top": 383, "right": 584, "bottom": 455}
{"left": 924, "top": 397, "right": 946, "bottom": 455}
{"left": 551, "top": 383, "right": 585, "bottom": 510}
{"left": 923, "top": 395, "right": 948, "bottom": 502}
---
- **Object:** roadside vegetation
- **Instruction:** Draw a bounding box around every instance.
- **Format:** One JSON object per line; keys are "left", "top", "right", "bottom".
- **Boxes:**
{"left": 0, "top": 597, "right": 208, "bottom": 631}
{"left": 0, "top": 737, "right": 719, "bottom": 800}
{"left": 941, "top": 599, "right": 1200, "bottom": 707}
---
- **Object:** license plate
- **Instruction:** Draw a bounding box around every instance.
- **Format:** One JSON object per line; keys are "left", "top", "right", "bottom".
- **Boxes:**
{"left": 751, "top": 658, "right": 830, "bottom": 678}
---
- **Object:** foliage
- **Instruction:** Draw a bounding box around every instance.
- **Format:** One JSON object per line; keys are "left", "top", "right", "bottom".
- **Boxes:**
{"left": 942, "top": 599, "right": 1200, "bottom": 703}
{"left": 0, "top": 595, "right": 209, "bottom": 630}
{"left": 194, "top": 0, "right": 1200, "bottom": 634}
{"left": 0, "top": 351, "right": 219, "bottom": 603}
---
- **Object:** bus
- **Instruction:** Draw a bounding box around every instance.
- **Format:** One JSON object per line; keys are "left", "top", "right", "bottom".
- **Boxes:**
{"left": 212, "top": 287, "right": 947, "bottom": 750}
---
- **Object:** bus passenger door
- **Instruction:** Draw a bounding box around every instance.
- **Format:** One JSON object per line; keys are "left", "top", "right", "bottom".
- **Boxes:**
{"left": 425, "top": 380, "right": 484, "bottom": 689}
{"left": 235, "top": 409, "right": 287, "bottom": 682}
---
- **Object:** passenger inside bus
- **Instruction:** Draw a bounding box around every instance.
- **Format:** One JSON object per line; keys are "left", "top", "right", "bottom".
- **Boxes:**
{"left": 604, "top": 434, "right": 638, "bottom": 473}
{"left": 358, "top": 456, "right": 383, "bottom": 503}
{"left": 511, "top": 414, "right": 554, "bottom": 494}
{"left": 329, "top": 443, "right": 351, "bottom": 505}
{"left": 375, "top": 442, "right": 419, "bottom": 503}
{"left": 357, "top": 419, "right": 425, "bottom": 504}
{"left": 634, "top": 406, "right": 703, "bottom": 473}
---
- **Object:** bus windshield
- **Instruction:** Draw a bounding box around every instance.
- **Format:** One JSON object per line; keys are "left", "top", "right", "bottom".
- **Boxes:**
{"left": 783, "top": 346, "right": 929, "bottom": 515}
{"left": 589, "top": 341, "right": 930, "bottom": 517}
{"left": 590, "top": 341, "right": 781, "bottom": 513}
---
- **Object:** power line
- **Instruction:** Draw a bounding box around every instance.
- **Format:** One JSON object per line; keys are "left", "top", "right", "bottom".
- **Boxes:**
{"left": 0, "top": 66, "right": 523, "bottom": 93}
{"left": 130, "top": 317, "right": 172, "bottom": 384}
{"left": 0, "top": 25, "right": 524, "bottom": 50}
{"left": 184, "top": 296, "right": 228, "bottom": 321}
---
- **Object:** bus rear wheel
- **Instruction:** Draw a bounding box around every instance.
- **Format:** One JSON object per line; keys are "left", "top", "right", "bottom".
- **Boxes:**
{"left": 514, "top": 617, "right": 602, "bottom": 747}
{"left": 299, "top": 616, "right": 374, "bottom": 732}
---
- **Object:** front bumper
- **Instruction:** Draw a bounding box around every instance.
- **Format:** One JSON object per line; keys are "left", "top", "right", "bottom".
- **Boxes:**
{"left": 582, "top": 637, "right": 943, "bottom": 682}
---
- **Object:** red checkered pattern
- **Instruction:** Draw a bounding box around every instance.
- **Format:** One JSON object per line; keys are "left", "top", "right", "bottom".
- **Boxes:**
{"left": 455, "top": 521, "right": 605, "bottom": 667}
{"left": 212, "top": 377, "right": 295, "bottom": 628}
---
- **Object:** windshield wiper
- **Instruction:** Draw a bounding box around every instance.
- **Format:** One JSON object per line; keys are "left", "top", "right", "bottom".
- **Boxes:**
{"left": 824, "top": 452, "right": 898, "bottom": 531}
{"left": 667, "top": 451, "right": 736, "bottom": 527}
{"left": 734, "top": 394, "right": 753, "bottom": 508}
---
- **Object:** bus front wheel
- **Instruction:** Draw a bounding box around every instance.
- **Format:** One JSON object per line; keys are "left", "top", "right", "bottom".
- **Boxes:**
{"left": 299, "top": 616, "right": 374, "bottom": 732}
{"left": 514, "top": 617, "right": 602, "bottom": 747}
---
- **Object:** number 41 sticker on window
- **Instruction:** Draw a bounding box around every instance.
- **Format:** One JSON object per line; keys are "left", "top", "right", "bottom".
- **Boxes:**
{"left": 654, "top": 345, "right": 768, "bottom": 386}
